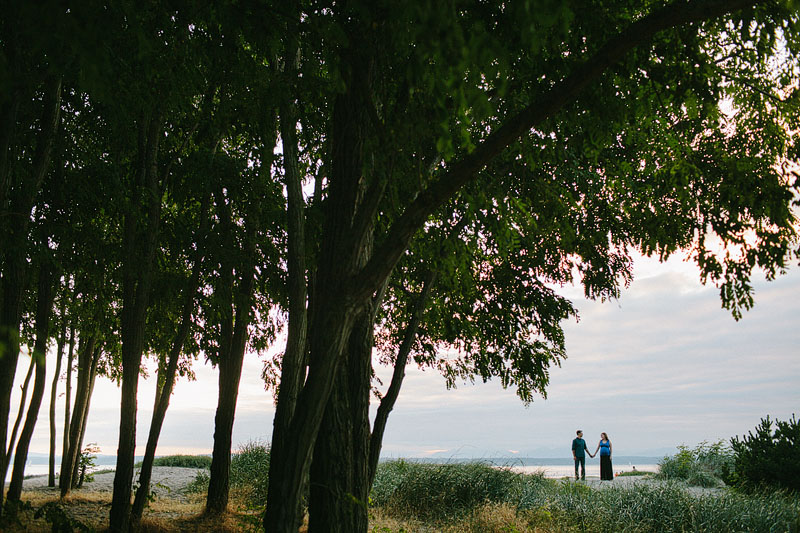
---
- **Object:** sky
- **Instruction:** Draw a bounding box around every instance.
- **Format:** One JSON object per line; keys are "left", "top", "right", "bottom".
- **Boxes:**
{"left": 10, "top": 251, "right": 800, "bottom": 465}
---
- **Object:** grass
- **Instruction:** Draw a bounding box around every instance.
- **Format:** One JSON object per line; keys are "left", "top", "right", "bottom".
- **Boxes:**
{"left": 135, "top": 454, "right": 213, "bottom": 469}
{"left": 616, "top": 469, "right": 650, "bottom": 477}
{"left": 370, "top": 460, "right": 800, "bottom": 533}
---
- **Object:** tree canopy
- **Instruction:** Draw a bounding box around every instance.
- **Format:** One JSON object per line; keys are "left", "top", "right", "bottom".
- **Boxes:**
{"left": 1, "top": 0, "right": 799, "bottom": 531}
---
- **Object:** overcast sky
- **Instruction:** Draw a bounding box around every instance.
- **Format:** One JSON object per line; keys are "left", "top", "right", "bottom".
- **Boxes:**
{"left": 11, "top": 252, "right": 800, "bottom": 464}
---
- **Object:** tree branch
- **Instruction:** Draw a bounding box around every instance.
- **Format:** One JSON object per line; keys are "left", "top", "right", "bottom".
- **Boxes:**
{"left": 351, "top": 0, "right": 757, "bottom": 303}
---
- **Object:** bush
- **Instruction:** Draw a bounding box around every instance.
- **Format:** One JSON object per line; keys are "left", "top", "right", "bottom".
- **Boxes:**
{"left": 656, "top": 441, "right": 733, "bottom": 487}
{"left": 731, "top": 414, "right": 800, "bottom": 492}
{"left": 150, "top": 454, "right": 213, "bottom": 469}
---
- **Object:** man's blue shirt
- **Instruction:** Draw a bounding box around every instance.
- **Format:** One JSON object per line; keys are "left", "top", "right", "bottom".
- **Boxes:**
{"left": 572, "top": 437, "right": 587, "bottom": 458}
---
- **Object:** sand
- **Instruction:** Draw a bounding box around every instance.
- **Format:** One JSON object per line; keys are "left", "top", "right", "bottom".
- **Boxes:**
{"left": 14, "top": 466, "right": 205, "bottom": 501}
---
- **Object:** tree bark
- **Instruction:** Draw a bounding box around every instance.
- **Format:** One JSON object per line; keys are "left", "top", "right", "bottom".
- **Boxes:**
{"left": 7, "top": 263, "right": 55, "bottom": 503}
{"left": 61, "top": 326, "right": 74, "bottom": 480}
{"left": 308, "top": 309, "right": 373, "bottom": 533}
{"left": 264, "top": 45, "right": 372, "bottom": 531}
{"left": 60, "top": 338, "right": 99, "bottom": 497}
{"left": 3, "top": 355, "right": 33, "bottom": 484}
{"left": 205, "top": 195, "right": 259, "bottom": 515}
{"left": 131, "top": 199, "right": 208, "bottom": 526}
{"left": 48, "top": 295, "right": 68, "bottom": 487}
{"left": 109, "top": 115, "right": 162, "bottom": 533}
{"left": 0, "top": 75, "right": 61, "bottom": 514}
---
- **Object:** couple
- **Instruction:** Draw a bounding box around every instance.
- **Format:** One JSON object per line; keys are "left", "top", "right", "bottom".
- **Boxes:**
{"left": 571, "top": 429, "right": 613, "bottom": 481}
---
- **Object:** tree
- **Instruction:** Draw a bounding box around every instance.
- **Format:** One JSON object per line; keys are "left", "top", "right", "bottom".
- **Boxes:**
{"left": 262, "top": 1, "right": 800, "bottom": 531}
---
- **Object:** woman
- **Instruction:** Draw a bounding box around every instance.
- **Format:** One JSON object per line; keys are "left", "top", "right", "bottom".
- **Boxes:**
{"left": 592, "top": 432, "right": 613, "bottom": 480}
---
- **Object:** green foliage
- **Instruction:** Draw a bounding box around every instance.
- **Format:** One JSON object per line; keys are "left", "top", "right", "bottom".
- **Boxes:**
{"left": 148, "top": 454, "right": 213, "bottom": 469}
{"left": 656, "top": 441, "right": 734, "bottom": 488}
{"left": 731, "top": 414, "right": 800, "bottom": 492}
{"left": 76, "top": 443, "right": 101, "bottom": 488}
{"left": 185, "top": 470, "right": 211, "bottom": 495}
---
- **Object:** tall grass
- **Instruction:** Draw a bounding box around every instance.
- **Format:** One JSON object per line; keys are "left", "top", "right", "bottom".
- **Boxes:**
{"left": 185, "top": 441, "right": 270, "bottom": 512}
{"left": 372, "top": 460, "right": 800, "bottom": 533}
{"left": 145, "top": 455, "right": 213, "bottom": 469}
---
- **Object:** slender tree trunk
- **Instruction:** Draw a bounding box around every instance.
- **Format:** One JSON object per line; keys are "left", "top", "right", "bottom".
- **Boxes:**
{"left": 7, "top": 263, "right": 55, "bottom": 503}
{"left": 71, "top": 363, "right": 97, "bottom": 489}
{"left": 62, "top": 326, "right": 74, "bottom": 472}
{"left": 109, "top": 115, "right": 162, "bottom": 533}
{"left": 131, "top": 205, "right": 207, "bottom": 526}
{"left": 204, "top": 331, "right": 248, "bottom": 514}
{"left": 0, "top": 75, "right": 61, "bottom": 515}
{"left": 60, "top": 338, "right": 98, "bottom": 497}
{"left": 2, "top": 356, "right": 33, "bottom": 485}
{"left": 205, "top": 230, "right": 257, "bottom": 514}
{"left": 48, "top": 295, "right": 67, "bottom": 487}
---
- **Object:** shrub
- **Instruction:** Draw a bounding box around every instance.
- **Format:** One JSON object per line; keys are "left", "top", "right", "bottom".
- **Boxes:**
{"left": 656, "top": 440, "right": 732, "bottom": 487}
{"left": 731, "top": 414, "right": 800, "bottom": 492}
{"left": 77, "top": 443, "right": 101, "bottom": 487}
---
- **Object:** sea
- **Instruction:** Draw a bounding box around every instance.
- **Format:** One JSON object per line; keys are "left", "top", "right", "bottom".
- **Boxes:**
{"left": 7, "top": 455, "right": 662, "bottom": 483}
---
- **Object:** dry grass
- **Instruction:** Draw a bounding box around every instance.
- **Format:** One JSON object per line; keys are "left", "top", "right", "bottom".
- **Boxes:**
{"left": 2, "top": 489, "right": 270, "bottom": 533}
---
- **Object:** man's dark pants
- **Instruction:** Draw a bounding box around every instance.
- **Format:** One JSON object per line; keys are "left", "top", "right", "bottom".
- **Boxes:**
{"left": 574, "top": 456, "right": 585, "bottom": 480}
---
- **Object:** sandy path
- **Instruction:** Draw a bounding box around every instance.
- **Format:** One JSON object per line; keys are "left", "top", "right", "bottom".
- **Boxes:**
{"left": 14, "top": 466, "right": 206, "bottom": 501}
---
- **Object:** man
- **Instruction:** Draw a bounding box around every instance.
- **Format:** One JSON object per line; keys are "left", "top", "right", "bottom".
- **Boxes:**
{"left": 571, "top": 429, "right": 592, "bottom": 480}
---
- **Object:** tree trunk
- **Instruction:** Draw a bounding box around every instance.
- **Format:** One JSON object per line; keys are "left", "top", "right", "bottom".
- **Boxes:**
{"left": 2, "top": 355, "right": 33, "bottom": 484}
{"left": 308, "top": 310, "right": 373, "bottom": 533}
{"left": 264, "top": 55, "right": 372, "bottom": 530}
{"left": 48, "top": 296, "right": 68, "bottom": 487}
{"left": 131, "top": 206, "right": 207, "bottom": 526}
{"left": 60, "top": 339, "right": 99, "bottom": 497}
{"left": 109, "top": 115, "right": 162, "bottom": 533}
{"left": 204, "top": 334, "right": 248, "bottom": 514}
{"left": 205, "top": 232, "right": 257, "bottom": 514}
{"left": 62, "top": 326, "right": 75, "bottom": 475}
{"left": 71, "top": 364, "right": 97, "bottom": 489}
{"left": 7, "top": 263, "right": 55, "bottom": 503}
{"left": 0, "top": 75, "right": 61, "bottom": 515}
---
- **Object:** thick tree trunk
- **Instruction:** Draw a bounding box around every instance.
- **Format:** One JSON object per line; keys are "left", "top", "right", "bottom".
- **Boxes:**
{"left": 48, "top": 298, "right": 67, "bottom": 487}
{"left": 264, "top": 54, "right": 372, "bottom": 530}
{"left": 109, "top": 116, "right": 162, "bottom": 533}
{"left": 308, "top": 310, "right": 373, "bottom": 533}
{"left": 7, "top": 263, "right": 55, "bottom": 503}
{"left": 60, "top": 339, "right": 99, "bottom": 497}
